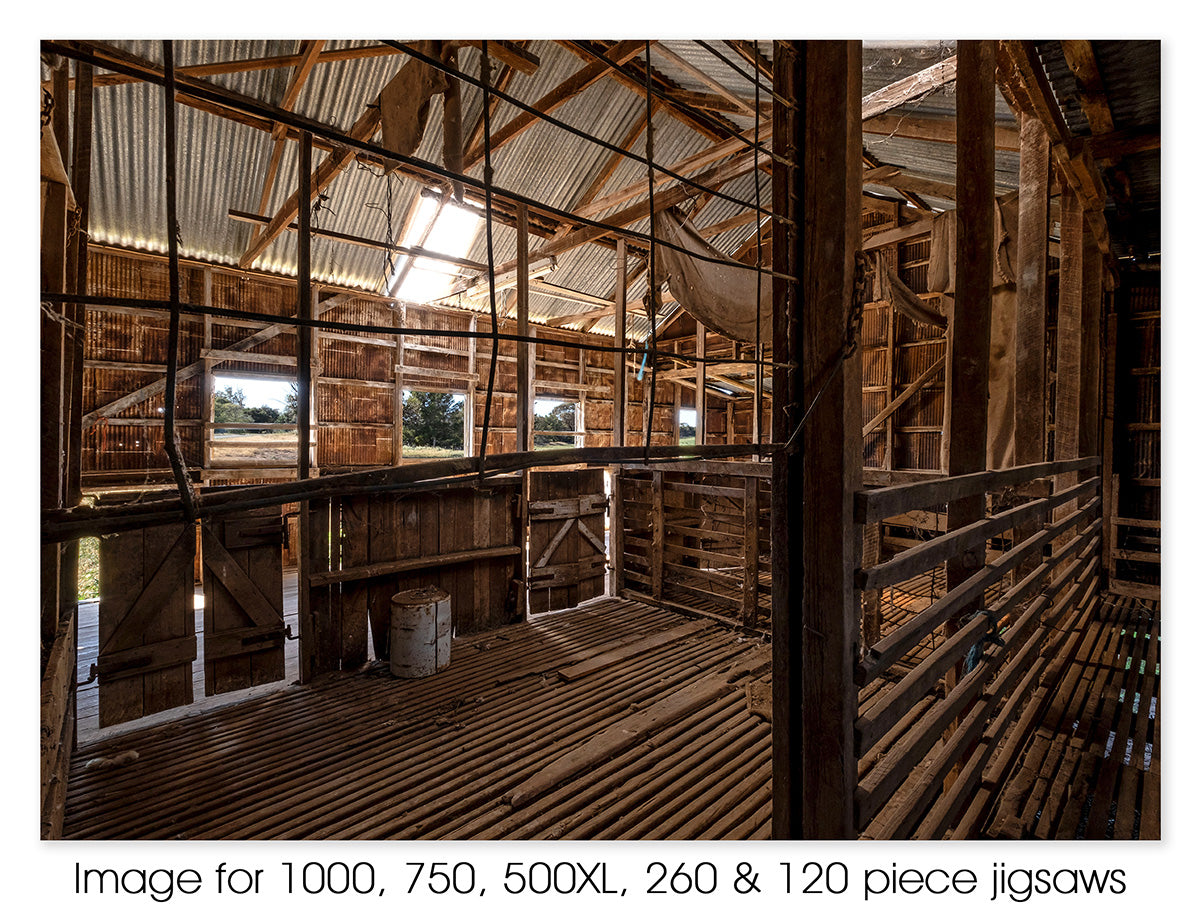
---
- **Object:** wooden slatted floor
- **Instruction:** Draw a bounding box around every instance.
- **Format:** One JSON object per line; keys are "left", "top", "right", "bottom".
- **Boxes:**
{"left": 976, "top": 592, "right": 1161, "bottom": 839}
{"left": 63, "top": 596, "right": 773, "bottom": 840}
{"left": 62, "top": 579, "right": 1158, "bottom": 840}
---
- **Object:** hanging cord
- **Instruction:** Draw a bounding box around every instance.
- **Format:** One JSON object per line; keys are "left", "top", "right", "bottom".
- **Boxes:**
{"left": 780, "top": 250, "right": 869, "bottom": 455}
{"left": 642, "top": 41, "right": 659, "bottom": 462}
{"left": 476, "top": 41, "right": 502, "bottom": 478}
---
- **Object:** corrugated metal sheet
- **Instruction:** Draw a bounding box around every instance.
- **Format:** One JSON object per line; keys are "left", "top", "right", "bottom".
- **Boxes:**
{"left": 78, "top": 38, "right": 1155, "bottom": 330}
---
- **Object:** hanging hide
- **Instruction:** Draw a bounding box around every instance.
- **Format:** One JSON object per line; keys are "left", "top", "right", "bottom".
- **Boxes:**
{"left": 379, "top": 42, "right": 453, "bottom": 176}
{"left": 652, "top": 207, "right": 772, "bottom": 346}
{"left": 440, "top": 45, "right": 464, "bottom": 202}
{"left": 888, "top": 193, "right": 1020, "bottom": 469}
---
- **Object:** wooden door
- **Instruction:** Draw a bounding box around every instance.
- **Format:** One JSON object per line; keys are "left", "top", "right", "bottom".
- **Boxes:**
{"left": 97, "top": 522, "right": 196, "bottom": 727}
{"left": 201, "top": 506, "right": 286, "bottom": 695}
{"left": 527, "top": 469, "right": 608, "bottom": 613}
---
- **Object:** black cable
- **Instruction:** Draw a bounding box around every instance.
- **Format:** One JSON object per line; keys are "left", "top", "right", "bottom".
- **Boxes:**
{"left": 45, "top": 40, "right": 799, "bottom": 287}
{"left": 386, "top": 39, "right": 794, "bottom": 207}
{"left": 643, "top": 41, "right": 659, "bottom": 463}
{"left": 477, "top": 42, "right": 501, "bottom": 472}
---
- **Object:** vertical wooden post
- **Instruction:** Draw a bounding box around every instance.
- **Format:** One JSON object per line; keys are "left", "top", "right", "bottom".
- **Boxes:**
{"left": 201, "top": 269, "right": 214, "bottom": 471}
{"left": 772, "top": 39, "right": 862, "bottom": 840}
{"left": 651, "top": 469, "right": 664, "bottom": 602}
{"left": 742, "top": 476, "right": 759, "bottom": 625}
{"left": 515, "top": 204, "right": 532, "bottom": 453}
{"left": 884, "top": 304, "right": 895, "bottom": 470}
{"left": 1079, "top": 237, "right": 1103, "bottom": 460}
{"left": 393, "top": 301, "right": 405, "bottom": 464}
{"left": 41, "top": 58, "right": 70, "bottom": 662}
{"left": 1013, "top": 112, "right": 1051, "bottom": 574}
{"left": 695, "top": 323, "right": 706, "bottom": 443}
{"left": 466, "top": 314, "right": 478, "bottom": 457}
{"left": 799, "top": 39, "right": 862, "bottom": 839}
{"left": 296, "top": 131, "right": 314, "bottom": 680}
{"left": 770, "top": 39, "right": 804, "bottom": 840}
{"left": 1014, "top": 113, "right": 1050, "bottom": 465}
{"left": 1101, "top": 310, "right": 1118, "bottom": 581}
{"left": 610, "top": 240, "right": 628, "bottom": 598}
{"left": 944, "top": 41, "right": 996, "bottom": 625}
{"left": 613, "top": 239, "right": 628, "bottom": 448}
{"left": 1055, "top": 185, "right": 1085, "bottom": 529}
{"left": 515, "top": 204, "right": 532, "bottom": 615}
{"left": 297, "top": 131, "right": 313, "bottom": 480}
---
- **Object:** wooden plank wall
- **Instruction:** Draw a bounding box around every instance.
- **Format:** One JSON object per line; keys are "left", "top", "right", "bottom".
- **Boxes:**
{"left": 1109, "top": 277, "right": 1160, "bottom": 592}
{"left": 82, "top": 248, "right": 656, "bottom": 481}
{"left": 303, "top": 480, "right": 523, "bottom": 679}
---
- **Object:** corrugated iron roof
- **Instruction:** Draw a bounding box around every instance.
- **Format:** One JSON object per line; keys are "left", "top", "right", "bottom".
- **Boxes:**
{"left": 74, "top": 38, "right": 1159, "bottom": 328}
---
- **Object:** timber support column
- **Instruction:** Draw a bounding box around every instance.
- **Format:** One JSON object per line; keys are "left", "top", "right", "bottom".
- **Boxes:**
{"left": 945, "top": 40, "right": 996, "bottom": 633}
{"left": 772, "top": 39, "right": 862, "bottom": 840}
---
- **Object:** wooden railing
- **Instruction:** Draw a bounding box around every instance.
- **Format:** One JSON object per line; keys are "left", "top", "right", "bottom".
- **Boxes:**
{"left": 614, "top": 461, "right": 770, "bottom": 628}
{"left": 851, "top": 456, "right": 1102, "bottom": 838}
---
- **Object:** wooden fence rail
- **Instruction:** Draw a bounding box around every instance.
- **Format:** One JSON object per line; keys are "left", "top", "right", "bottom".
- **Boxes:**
{"left": 615, "top": 462, "right": 770, "bottom": 628}
{"left": 852, "top": 455, "right": 1103, "bottom": 838}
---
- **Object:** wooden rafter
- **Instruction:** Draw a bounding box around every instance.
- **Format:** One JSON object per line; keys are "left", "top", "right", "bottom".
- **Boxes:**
{"left": 461, "top": 40, "right": 644, "bottom": 170}
{"left": 252, "top": 40, "right": 325, "bottom": 220}
{"left": 861, "top": 55, "right": 958, "bottom": 120}
{"left": 1058, "top": 41, "right": 1117, "bottom": 136}
{"left": 996, "top": 40, "right": 1113, "bottom": 258}
{"left": 650, "top": 42, "right": 758, "bottom": 117}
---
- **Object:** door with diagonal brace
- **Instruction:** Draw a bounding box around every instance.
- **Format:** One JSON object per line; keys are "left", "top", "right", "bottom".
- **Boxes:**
{"left": 201, "top": 506, "right": 286, "bottom": 695}
{"left": 527, "top": 469, "right": 608, "bottom": 613}
{"left": 97, "top": 522, "right": 196, "bottom": 727}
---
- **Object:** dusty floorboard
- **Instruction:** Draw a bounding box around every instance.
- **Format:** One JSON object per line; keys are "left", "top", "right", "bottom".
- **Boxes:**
{"left": 63, "top": 597, "right": 773, "bottom": 840}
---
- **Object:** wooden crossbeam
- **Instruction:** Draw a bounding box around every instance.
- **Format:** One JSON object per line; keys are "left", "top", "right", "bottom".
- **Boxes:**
{"left": 253, "top": 40, "right": 325, "bottom": 220}
{"left": 1059, "top": 41, "right": 1116, "bottom": 136}
{"left": 862, "top": 55, "right": 957, "bottom": 120}
{"left": 862, "top": 356, "right": 945, "bottom": 436}
{"left": 462, "top": 40, "right": 644, "bottom": 169}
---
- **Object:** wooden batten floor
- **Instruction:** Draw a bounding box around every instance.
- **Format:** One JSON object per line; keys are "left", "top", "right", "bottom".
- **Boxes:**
{"left": 62, "top": 577, "right": 1158, "bottom": 840}
{"left": 973, "top": 592, "right": 1161, "bottom": 839}
{"left": 63, "top": 596, "right": 773, "bottom": 840}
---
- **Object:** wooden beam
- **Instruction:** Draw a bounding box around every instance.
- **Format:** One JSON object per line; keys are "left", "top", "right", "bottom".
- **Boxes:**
{"left": 239, "top": 99, "right": 383, "bottom": 268}
{"left": 650, "top": 42, "right": 758, "bottom": 117}
{"left": 82, "top": 43, "right": 408, "bottom": 89}
{"left": 1014, "top": 113, "right": 1051, "bottom": 466}
{"left": 861, "top": 55, "right": 957, "bottom": 121}
{"left": 862, "top": 355, "right": 945, "bottom": 436}
{"left": 1059, "top": 40, "right": 1116, "bottom": 136}
{"left": 864, "top": 112, "right": 1020, "bottom": 150}
{"left": 462, "top": 40, "right": 644, "bottom": 169}
{"left": 613, "top": 239, "right": 628, "bottom": 448}
{"left": 944, "top": 40, "right": 996, "bottom": 703}
{"left": 695, "top": 324, "right": 706, "bottom": 443}
{"left": 253, "top": 41, "right": 325, "bottom": 219}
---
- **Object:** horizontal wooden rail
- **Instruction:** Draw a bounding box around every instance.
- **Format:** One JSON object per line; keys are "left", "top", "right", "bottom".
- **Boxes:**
{"left": 858, "top": 497, "right": 1100, "bottom": 684}
{"left": 854, "top": 536, "right": 1100, "bottom": 830}
{"left": 309, "top": 545, "right": 521, "bottom": 586}
{"left": 868, "top": 566, "right": 1100, "bottom": 839}
{"left": 908, "top": 572, "right": 1099, "bottom": 839}
{"left": 859, "top": 476, "right": 1099, "bottom": 591}
{"left": 856, "top": 518, "right": 1102, "bottom": 755}
{"left": 856, "top": 455, "right": 1099, "bottom": 524}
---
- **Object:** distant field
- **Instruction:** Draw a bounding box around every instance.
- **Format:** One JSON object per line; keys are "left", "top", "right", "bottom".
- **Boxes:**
{"left": 212, "top": 430, "right": 298, "bottom": 461}
{"left": 400, "top": 445, "right": 465, "bottom": 461}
